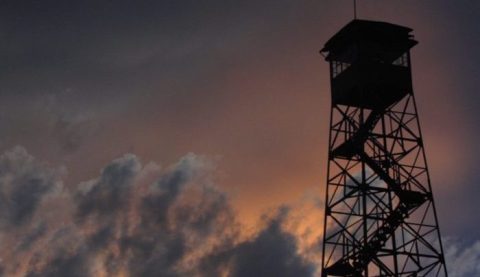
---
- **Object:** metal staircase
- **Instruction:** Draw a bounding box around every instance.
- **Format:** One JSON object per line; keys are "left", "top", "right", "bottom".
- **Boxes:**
{"left": 325, "top": 109, "right": 428, "bottom": 276}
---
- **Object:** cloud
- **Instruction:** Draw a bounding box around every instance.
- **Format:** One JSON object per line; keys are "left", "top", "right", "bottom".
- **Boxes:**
{"left": 75, "top": 153, "right": 140, "bottom": 221}
{"left": 444, "top": 237, "right": 480, "bottom": 277}
{"left": 2, "top": 146, "right": 475, "bottom": 277}
{"left": 228, "top": 213, "right": 314, "bottom": 277}
{"left": 199, "top": 207, "right": 315, "bottom": 277}
{"left": 123, "top": 153, "right": 238, "bottom": 276}
{"left": 26, "top": 250, "right": 89, "bottom": 277}
{"left": 0, "top": 147, "right": 313, "bottom": 276}
{"left": 0, "top": 146, "right": 64, "bottom": 228}
{"left": 14, "top": 222, "right": 47, "bottom": 253}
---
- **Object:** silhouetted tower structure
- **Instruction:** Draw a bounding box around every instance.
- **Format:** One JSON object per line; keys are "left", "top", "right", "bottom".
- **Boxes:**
{"left": 320, "top": 20, "right": 448, "bottom": 276}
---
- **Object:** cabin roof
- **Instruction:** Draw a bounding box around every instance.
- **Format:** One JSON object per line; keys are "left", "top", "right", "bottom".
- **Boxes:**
{"left": 321, "top": 19, "right": 417, "bottom": 55}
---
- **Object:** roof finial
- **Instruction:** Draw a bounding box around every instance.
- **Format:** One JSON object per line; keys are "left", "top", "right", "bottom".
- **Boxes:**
{"left": 354, "top": 0, "right": 357, "bottom": 19}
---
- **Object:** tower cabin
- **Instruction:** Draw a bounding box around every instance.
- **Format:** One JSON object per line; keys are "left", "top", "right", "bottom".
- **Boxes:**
{"left": 321, "top": 20, "right": 418, "bottom": 110}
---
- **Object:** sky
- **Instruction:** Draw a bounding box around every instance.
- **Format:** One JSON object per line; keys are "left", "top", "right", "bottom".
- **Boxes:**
{"left": 0, "top": 0, "right": 479, "bottom": 276}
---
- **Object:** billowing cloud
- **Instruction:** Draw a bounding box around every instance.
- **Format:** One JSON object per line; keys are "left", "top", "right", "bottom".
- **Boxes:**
{"left": 75, "top": 153, "right": 140, "bottom": 221}
{"left": 198, "top": 207, "right": 315, "bottom": 277}
{"left": 0, "top": 147, "right": 472, "bottom": 276}
{"left": 444, "top": 237, "right": 480, "bottom": 277}
{"left": 0, "top": 148, "right": 315, "bottom": 276}
{"left": 0, "top": 146, "right": 64, "bottom": 228}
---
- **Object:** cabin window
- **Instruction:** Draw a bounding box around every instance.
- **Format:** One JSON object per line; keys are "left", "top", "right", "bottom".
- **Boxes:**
{"left": 332, "top": 61, "right": 351, "bottom": 78}
{"left": 392, "top": 53, "right": 409, "bottom": 67}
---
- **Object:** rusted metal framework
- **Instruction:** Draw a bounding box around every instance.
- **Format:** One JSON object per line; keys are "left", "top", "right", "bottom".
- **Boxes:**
{"left": 320, "top": 20, "right": 448, "bottom": 276}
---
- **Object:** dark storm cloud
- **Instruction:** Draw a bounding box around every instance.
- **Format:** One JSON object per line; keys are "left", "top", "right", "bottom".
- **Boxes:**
{"left": 199, "top": 207, "right": 315, "bottom": 277}
{"left": 227, "top": 208, "right": 314, "bottom": 277}
{"left": 123, "top": 154, "right": 239, "bottom": 276}
{"left": 25, "top": 225, "right": 98, "bottom": 277}
{"left": 0, "top": 146, "right": 62, "bottom": 227}
{"left": 142, "top": 154, "right": 195, "bottom": 222}
{"left": 75, "top": 153, "right": 140, "bottom": 221}
{"left": 26, "top": 251, "right": 89, "bottom": 277}
{"left": 15, "top": 222, "right": 47, "bottom": 252}
{"left": 27, "top": 226, "right": 119, "bottom": 277}
{"left": 24, "top": 152, "right": 200, "bottom": 276}
{"left": 0, "top": 147, "right": 477, "bottom": 276}
{"left": 444, "top": 237, "right": 480, "bottom": 277}
{"left": 0, "top": 148, "right": 314, "bottom": 276}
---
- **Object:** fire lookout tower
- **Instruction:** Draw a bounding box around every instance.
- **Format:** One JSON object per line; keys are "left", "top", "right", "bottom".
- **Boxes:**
{"left": 320, "top": 20, "right": 448, "bottom": 276}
